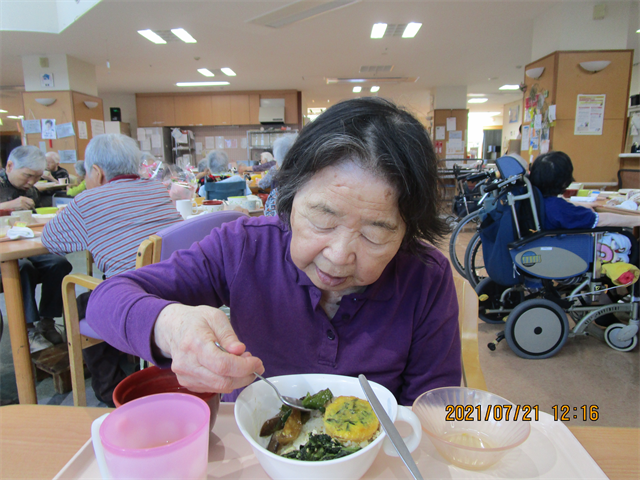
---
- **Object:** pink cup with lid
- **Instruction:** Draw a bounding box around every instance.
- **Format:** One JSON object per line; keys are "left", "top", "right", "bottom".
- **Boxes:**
{"left": 91, "top": 393, "right": 210, "bottom": 480}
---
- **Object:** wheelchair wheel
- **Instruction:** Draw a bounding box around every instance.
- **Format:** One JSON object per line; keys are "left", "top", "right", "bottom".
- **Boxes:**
{"left": 463, "top": 231, "right": 487, "bottom": 288}
{"left": 475, "top": 278, "right": 522, "bottom": 324}
{"left": 448, "top": 211, "right": 481, "bottom": 278}
{"left": 604, "top": 323, "right": 638, "bottom": 352}
{"left": 505, "top": 299, "right": 569, "bottom": 359}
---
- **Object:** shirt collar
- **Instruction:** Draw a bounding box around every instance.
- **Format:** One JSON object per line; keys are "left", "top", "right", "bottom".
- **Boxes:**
{"left": 109, "top": 174, "right": 140, "bottom": 183}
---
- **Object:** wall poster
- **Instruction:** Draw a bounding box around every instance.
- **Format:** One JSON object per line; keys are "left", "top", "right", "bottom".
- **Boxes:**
{"left": 574, "top": 94, "right": 605, "bottom": 135}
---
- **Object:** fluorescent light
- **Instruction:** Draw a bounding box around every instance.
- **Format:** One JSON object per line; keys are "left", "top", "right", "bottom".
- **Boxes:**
{"left": 0, "top": 109, "right": 7, "bottom": 113}
{"left": 468, "top": 98, "right": 488, "bottom": 104}
{"left": 371, "top": 23, "right": 387, "bottom": 39}
{"left": 370, "top": 86, "right": 380, "bottom": 92}
{"left": 353, "top": 86, "right": 362, "bottom": 93}
{"left": 137, "top": 29, "right": 167, "bottom": 44}
{"left": 467, "top": 93, "right": 486, "bottom": 97}
{"left": 221, "top": 68, "right": 236, "bottom": 76}
{"left": 637, "top": 29, "right": 640, "bottom": 33}
{"left": 176, "top": 82, "right": 230, "bottom": 87}
{"left": 171, "top": 28, "right": 197, "bottom": 43}
{"left": 197, "top": 68, "right": 215, "bottom": 77}
{"left": 7, "top": 115, "right": 23, "bottom": 119}
{"left": 499, "top": 84, "right": 521, "bottom": 90}
{"left": 402, "top": 22, "right": 422, "bottom": 38}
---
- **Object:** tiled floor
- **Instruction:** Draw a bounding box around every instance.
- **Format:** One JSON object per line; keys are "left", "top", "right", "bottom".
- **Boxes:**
{"left": 1, "top": 227, "right": 638, "bottom": 427}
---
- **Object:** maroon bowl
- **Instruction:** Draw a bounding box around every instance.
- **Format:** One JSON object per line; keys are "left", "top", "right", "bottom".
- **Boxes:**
{"left": 113, "top": 366, "right": 220, "bottom": 429}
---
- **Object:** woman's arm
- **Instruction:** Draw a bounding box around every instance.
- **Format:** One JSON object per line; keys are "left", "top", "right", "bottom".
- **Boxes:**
{"left": 597, "top": 212, "right": 640, "bottom": 228}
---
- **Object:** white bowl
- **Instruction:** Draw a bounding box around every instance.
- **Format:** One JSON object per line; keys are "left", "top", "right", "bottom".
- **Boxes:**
{"left": 234, "top": 373, "right": 422, "bottom": 480}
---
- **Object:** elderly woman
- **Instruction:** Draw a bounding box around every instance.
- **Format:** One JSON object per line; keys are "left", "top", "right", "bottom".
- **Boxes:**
{"left": 261, "top": 133, "right": 297, "bottom": 216}
{"left": 239, "top": 151, "right": 276, "bottom": 175}
{"left": 86, "top": 98, "right": 461, "bottom": 406}
{"left": 67, "top": 161, "right": 87, "bottom": 197}
{"left": 197, "top": 150, "right": 251, "bottom": 197}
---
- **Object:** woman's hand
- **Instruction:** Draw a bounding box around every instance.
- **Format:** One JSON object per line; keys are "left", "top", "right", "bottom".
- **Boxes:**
{"left": 2, "top": 196, "right": 35, "bottom": 211}
{"left": 153, "top": 304, "right": 264, "bottom": 393}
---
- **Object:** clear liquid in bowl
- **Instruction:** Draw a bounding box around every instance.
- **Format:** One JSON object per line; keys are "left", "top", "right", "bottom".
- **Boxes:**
{"left": 442, "top": 431, "right": 495, "bottom": 449}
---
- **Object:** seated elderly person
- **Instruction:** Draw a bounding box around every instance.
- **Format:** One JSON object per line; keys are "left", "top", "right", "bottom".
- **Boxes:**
{"left": 261, "top": 133, "right": 297, "bottom": 217}
{"left": 197, "top": 150, "right": 251, "bottom": 198}
{"left": 43, "top": 133, "right": 182, "bottom": 405}
{"left": 42, "top": 151, "right": 70, "bottom": 183}
{"left": 86, "top": 97, "right": 461, "bottom": 406}
{"left": 66, "top": 161, "right": 86, "bottom": 197}
{"left": 0, "top": 146, "right": 72, "bottom": 351}
{"left": 238, "top": 151, "right": 276, "bottom": 175}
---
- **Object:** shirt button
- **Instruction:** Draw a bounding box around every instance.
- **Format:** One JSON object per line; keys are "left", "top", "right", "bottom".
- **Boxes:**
{"left": 326, "top": 330, "right": 335, "bottom": 340}
{"left": 341, "top": 313, "right": 350, "bottom": 321}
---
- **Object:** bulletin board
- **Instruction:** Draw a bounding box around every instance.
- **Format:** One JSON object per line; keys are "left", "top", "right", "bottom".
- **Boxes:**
{"left": 433, "top": 109, "right": 468, "bottom": 161}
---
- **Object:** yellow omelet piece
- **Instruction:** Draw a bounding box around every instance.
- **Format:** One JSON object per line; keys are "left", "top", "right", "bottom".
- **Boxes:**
{"left": 323, "top": 396, "right": 380, "bottom": 443}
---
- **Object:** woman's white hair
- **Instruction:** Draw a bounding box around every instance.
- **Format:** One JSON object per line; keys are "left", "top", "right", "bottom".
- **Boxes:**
{"left": 8, "top": 146, "right": 46, "bottom": 171}
{"left": 272, "top": 134, "right": 298, "bottom": 166}
{"left": 75, "top": 160, "right": 86, "bottom": 177}
{"left": 84, "top": 134, "right": 141, "bottom": 181}
{"left": 206, "top": 150, "right": 229, "bottom": 173}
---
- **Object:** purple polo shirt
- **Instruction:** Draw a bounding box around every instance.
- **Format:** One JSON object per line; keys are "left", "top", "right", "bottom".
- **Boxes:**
{"left": 86, "top": 216, "right": 461, "bottom": 405}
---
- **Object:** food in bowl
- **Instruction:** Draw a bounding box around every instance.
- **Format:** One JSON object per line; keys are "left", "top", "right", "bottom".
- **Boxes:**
{"left": 235, "top": 373, "right": 423, "bottom": 480}
{"left": 259, "top": 389, "right": 380, "bottom": 461}
{"left": 413, "top": 387, "right": 531, "bottom": 470}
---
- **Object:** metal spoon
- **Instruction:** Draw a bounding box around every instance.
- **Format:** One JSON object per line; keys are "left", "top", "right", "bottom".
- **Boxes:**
{"left": 213, "top": 341, "right": 312, "bottom": 412}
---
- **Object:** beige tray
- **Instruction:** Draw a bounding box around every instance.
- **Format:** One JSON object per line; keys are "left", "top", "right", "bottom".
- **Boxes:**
{"left": 53, "top": 405, "right": 606, "bottom": 480}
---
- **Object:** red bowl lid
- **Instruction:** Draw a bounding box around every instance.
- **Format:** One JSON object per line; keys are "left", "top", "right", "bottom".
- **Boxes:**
{"left": 203, "top": 200, "right": 223, "bottom": 205}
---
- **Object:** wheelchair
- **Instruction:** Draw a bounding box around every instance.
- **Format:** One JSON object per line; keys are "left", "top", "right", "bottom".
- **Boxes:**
{"left": 466, "top": 155, "right": 639, "bottom": 359}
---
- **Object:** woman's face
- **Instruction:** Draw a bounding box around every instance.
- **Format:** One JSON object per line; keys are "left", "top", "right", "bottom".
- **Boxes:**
{"left": 289, "top": 162, "right": 406, "bottom": 295}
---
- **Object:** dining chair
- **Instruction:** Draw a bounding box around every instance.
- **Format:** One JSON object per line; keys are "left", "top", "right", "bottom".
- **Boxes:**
{"left": 204, "top": 181, "right": 247, "bottom": 201}
{"left": 62, "top": 210, "right": 248, "bottom": 406}
{"left": 453, "top": 275, "right": 488, "bottom": 391}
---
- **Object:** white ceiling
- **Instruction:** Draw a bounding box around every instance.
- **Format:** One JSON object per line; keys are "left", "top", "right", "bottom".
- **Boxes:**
{"left": 0, "top": 0, "right": 571, "bottom": 117}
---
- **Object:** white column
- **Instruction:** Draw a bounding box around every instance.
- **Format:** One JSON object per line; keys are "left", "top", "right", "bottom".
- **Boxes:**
{"left": 433, "top": 86, "right": 467, "bottom": 110}
{"left": 22, "top": 54, "right": 97, "bottom": 96}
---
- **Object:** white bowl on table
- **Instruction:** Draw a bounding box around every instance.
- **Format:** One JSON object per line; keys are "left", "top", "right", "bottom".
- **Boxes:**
{"left": 234, "top": 373, "right": 422, "bottom": 480}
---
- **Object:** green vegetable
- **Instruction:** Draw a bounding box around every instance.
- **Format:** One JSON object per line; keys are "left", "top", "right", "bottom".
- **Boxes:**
{"left": 282, "top": 434, "right": 361, "bottom": 461}
{"left": 301, "top": 388, "right": 334, "bottom": 413}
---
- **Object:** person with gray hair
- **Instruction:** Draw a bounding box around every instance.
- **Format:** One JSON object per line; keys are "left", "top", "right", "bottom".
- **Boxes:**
{"left": 260, "top": 133, "right": 298, "bottom": 216}
{"left": 66, "top": 161, "right": 87, "bottom": 197}
{"left": 42, "top": 151, "right": 70, "bottom": 184}
{"left": 0, "top": 145, "right": 72, "bottom": 352}
{"left": 43, "top": 133, "right": 182, "bottom": 406}
{"left": 197, "top": 150, "right": 250, "bottom": 197}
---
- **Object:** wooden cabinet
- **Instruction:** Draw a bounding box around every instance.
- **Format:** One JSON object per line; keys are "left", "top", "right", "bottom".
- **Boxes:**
{"left": 174, "top": 95, "right": 212, "bottom": 126}
{"left": 211, "top": 95, "right": 231, "bottom": 125}
{"left": 136, "top": 96, "right": 175, "bottom": 127}
{"left": 248, "top": 94, "right": 260, "bottom": 125}
{"left": 229, "top": 95, "right": 250, "bottom": 125}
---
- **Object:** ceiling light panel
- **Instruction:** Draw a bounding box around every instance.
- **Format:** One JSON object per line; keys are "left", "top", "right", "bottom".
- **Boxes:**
{"left": 197, "top": 68, "right": 215, "bottom": 77}
{"left": 171, "top": 28, "right": 197, "bottom": 43}
{"left": 499, "top": 85, "right": 521, "bottom": 90}
{"left": 176, "top": 82, "right": 230, "bottom": 87}
{"left": 327, "top": 77, "right": 416, "bottom": 84}
{"left": 371, "top": 23, "right": 387, "bottom": 38}
{"left": 359, "top": 65, "right": 393, "bottom": 73}
{"left": 137, "top": 29, "right": 167, "bottom": 44}
{"left": 370, "top": 86, "right": 380, "bottom": 92}
{"left": 221, "top": 68, "right": 236, "bottom": 76}
{"left": 401, "top": 22, "right": 422, "bottom": 38}
{"left": 384, "top": 24, "right": 407, "bottom": 37}
{"left": 249, "top": 0, "right": 361, "bottom": 28}
{"left": 468, "top": 98, "right": 488, "bottom": 103}
{"left": 353, "top": 86, "right": 362, "bottom": 92}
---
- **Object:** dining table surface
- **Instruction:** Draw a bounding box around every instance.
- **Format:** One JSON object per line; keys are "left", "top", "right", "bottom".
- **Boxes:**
{"left": 1, "top": 403, "right": 638, "bottom": 480}
{"left": 0, "top": 224, "right": 49, "bottom": 405}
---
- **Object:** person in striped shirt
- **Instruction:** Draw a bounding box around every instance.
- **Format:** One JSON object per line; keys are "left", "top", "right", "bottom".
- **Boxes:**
{"left": 42, "top": 133, "right": 182, "bottom": 405}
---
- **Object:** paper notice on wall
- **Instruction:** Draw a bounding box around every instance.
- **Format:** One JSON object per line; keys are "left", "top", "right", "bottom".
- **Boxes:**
{"left": 90, "top": 119, "right": 105, "bottom": 137}
{"left": 524, "top": 108, "right": 531, "bottom": 123}
{"left": 38, "top": 141, "right": 47, "bottom": 154}
{"left": 56, "top": 122, "right": 75, "bottom": 139}
{"left": 241, "top": 138, "right": 248, "bottom": 149}
{"left": 205, "top": 136, "right": 215, "bottom": 149}
{"left": 141, "top": 138, "right": 151, "bottom": 151}
{"left": 195, "top": 142, "right": 203, "bottom": 155}
{"left": 449, "top": 130, "right": 462, "bottom": 140}
{"left": 548, "top": 105, "right": 556, "bottom": 122}
{"left": 540, "top": 139, "right": 550, "bottom": 154}
{"left": 446, "top": 139, "right": 464, "bottom": 157}
{"left": 534, "top": 114, "right": 542, "bottom": 131}
{"left": 41, "top": 119, "right": 56, "bottom": 139}
{"left": 521, "top": 125, "right": 530, "bottom": 148}
{"left": 216, "top": 136, "right": 225, "bottom": 149}
{"left": 77, "top": 121, "right": 88, "bottom": 139}
{"left": 22, "top": 119, "right": 41, "bottom": 134}
{"left": 231, "top": 139, "right": 238, "bottom": 148}
{"left": 137, "top": 128, "right": 146, "bottom": 141}
{"left": 530, "top": 132, "right": 539, "bottom": 150}
{"left": 446, "top": 117, "right": 456, "bottom": 131}
{"left": 58, "top": 149, "right": 77, "bottom": 163}
{"left": 574, "top": 94, "right": 605, "bottom": 135}
{"left": 151, "top": 134, "right": 162, "bottom": 149}
{"left": 435, "top": 126, "right": 445, "bottom": 140}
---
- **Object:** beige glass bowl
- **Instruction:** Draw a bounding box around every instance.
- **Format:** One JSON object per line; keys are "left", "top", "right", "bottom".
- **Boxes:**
{"left": 413, "top": 387, "right": 531, "bottom": 470}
